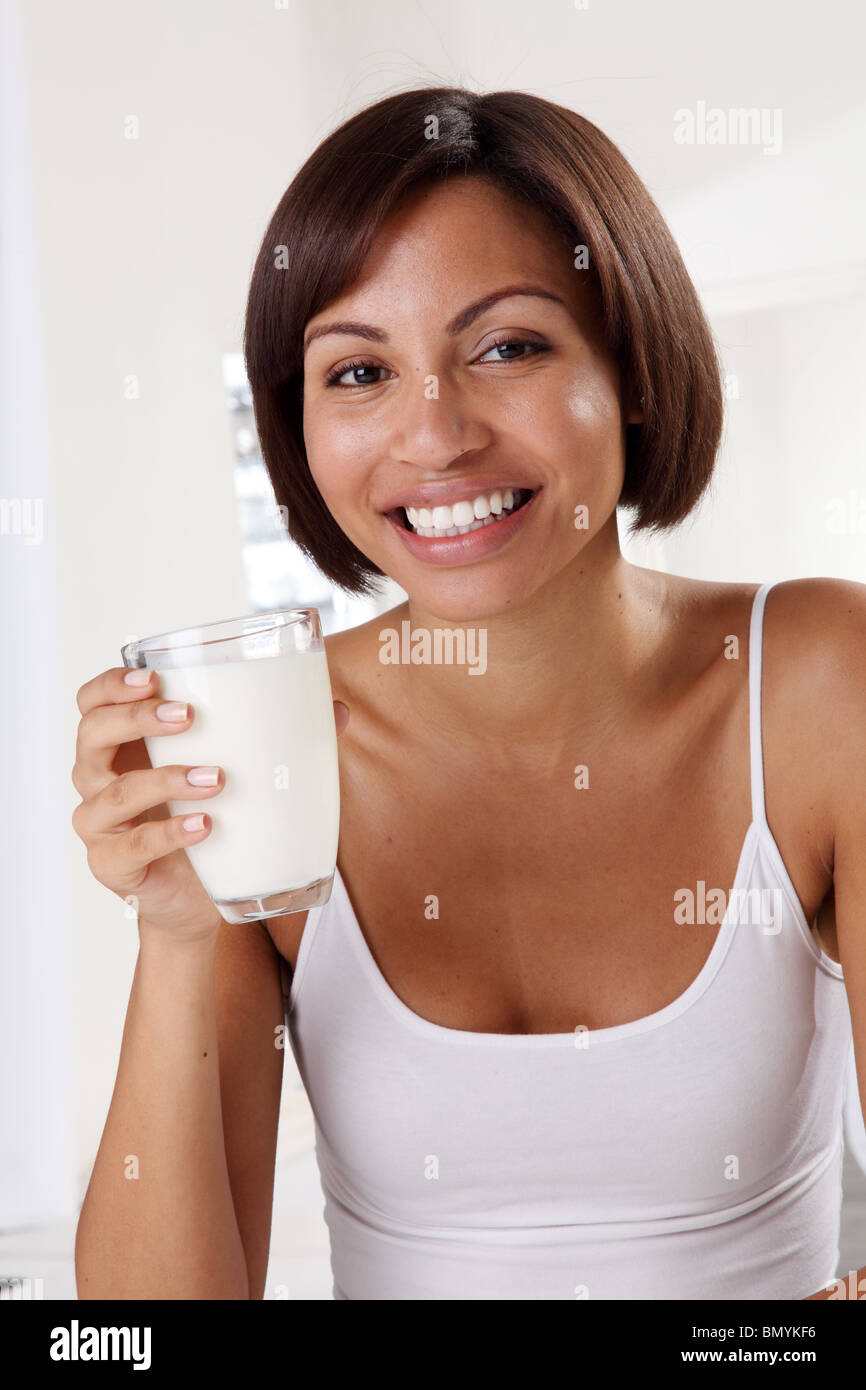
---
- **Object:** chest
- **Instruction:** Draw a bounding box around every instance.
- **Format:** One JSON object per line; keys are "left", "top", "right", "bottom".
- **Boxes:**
{"left": 274, "top": 683, "right": 836, "bottom": 1031}
{"left": 332, "top": 753, "right": 756, "bottom": 1035}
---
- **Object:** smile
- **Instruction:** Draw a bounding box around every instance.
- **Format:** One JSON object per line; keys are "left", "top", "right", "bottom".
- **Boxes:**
{"left": 397, "top": 487, "right": 534, "bottom": 537}
{"left": 383, "top": 487, "right": 541, "bottom": 566}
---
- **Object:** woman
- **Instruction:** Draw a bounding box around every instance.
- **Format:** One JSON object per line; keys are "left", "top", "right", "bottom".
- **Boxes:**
{"left": 72, "top": 87, "right": 866, "bottom": 1301}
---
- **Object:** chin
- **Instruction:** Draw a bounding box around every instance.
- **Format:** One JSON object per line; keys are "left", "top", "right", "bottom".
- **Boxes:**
{"left": 393, "top": 565, "right": 548, "bottom": 625}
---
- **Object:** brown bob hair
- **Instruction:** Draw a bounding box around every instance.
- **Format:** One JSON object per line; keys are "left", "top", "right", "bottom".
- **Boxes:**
{"left": 244, "top": 86, "right": 724, "bottom": 594}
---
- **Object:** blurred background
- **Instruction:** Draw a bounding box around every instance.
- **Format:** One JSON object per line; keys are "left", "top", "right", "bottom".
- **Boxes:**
{"left": 2, "top": 0, "right": 865, "bottom": 1299}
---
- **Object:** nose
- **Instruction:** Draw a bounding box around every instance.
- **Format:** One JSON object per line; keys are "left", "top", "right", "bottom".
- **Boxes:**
{"left": 386, "top": 378, "right": 493, "bottom": 472}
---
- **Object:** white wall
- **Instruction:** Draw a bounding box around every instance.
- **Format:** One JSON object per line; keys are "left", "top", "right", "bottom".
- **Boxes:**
{"left": 0, "top": 0, "right": 75, "bottom": 1229}
{"left": 14, "top": 0, "right": 865, "bottom": 1197}
{"left": 664, "top": 278, "right": 866, "bottom": 584}
{"left": 20, "top": 1, "right": 351, "bottom": 1190}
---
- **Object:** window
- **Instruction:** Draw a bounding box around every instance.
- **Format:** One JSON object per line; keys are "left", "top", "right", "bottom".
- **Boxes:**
{"left": 222, "top": 354, "right": 406, "bottom": 631}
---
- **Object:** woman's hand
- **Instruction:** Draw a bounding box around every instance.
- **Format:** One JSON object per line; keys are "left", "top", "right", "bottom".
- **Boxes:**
{"left": 72, "top": 665, "right": 348, "bottom": 941}
{"left": 72, "top": 666, "right": 227, "bottom": 940}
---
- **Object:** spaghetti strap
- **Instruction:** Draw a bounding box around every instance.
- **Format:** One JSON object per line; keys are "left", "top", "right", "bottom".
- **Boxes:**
{"left": 748, "top": 582, "right": 776, "bottom": 829}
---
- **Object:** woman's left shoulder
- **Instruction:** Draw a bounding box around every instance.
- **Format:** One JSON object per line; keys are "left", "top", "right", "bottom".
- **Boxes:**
{"left": 762, "top": 576, "right": 866, "bottom": 668}
{"left": 667, "top": 572, "right": 866, "bottom": 667}
{"left": 754, "top": 578, "right": 866, "bottom": 881}
{"left": 760, "top": 577, "right": 866, "bottom": 764}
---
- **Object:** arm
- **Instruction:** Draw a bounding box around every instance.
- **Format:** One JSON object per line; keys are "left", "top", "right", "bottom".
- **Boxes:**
{"left": 797, "top": 579, "right": 866, "bottom": 1300}
{"left": 75, "top": 917, "right": 285, "bottom": 1300}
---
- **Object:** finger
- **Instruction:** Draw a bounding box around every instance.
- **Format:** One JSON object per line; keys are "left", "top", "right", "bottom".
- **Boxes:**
{"left": 76, "top": 665, "right": 159, "bottom": 716}
{"left": 72, "top": 764, "right": 224, "bottom": 840}
{"left": 334, "top": 700, "right": 349, "bottom": 736}
{"left": 75, "top": 694, "right": 193, "bottom": 793}
{"left": 86, "top": 809, "right": 213, "bottom": 891}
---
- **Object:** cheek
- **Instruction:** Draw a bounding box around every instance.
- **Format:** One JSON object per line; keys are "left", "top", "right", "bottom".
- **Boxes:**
{"left": 528, "top": 372, "right": 626, "bottom": 530}
{"left": 303, "top": 409, "right": 372, "bottom": 511}
{"left": 512, "top": 367, "right": 625, "bottom": 471}
{"left": 564, "top": 361, "right": 627, "bottom": 483}
{"left": 562, "top": 358, "right": 624, "bottom": 434}
{"left": 497, "top": 350, "right": 620, "bottom": 427}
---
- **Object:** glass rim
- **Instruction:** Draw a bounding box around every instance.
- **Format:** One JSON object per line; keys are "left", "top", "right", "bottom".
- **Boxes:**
{"left": 121, "top": 607, "right": 321, "bottom": 662}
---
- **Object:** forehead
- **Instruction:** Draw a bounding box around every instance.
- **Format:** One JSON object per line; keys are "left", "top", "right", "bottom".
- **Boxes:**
{"left": 309, "top": 174, "right": 589, "bottom": 327}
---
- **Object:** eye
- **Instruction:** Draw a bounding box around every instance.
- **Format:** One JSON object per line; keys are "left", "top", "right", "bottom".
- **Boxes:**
{"left": 323, "top": 358, "right": 390, "bottom": 389}
{"left": 475, "top": 335, "right": 550, "bottom": 364}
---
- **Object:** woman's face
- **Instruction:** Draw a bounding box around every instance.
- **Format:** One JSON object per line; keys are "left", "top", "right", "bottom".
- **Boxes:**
{"left": 302, "top": 174, "right": 641, "bottom": 621}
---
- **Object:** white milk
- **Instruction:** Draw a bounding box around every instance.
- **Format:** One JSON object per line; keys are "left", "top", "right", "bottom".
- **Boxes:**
{"left": 143, "top": 649, "right": 340, "bottom": 907}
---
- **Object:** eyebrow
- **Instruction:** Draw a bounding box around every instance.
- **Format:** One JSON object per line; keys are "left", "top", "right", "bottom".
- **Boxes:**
{"left": 302, "top": 284, "right": 567, "bottom": 354}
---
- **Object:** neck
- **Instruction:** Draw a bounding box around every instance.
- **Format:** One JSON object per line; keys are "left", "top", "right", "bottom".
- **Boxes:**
{"left": 386, "top": 522, "right": 675, "bottom": 757}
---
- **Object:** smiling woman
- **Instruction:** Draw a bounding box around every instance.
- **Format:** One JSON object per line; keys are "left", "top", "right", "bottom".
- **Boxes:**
{"left": 227, "top": 87, "right": 866, "bottom": 1304}
{"left": 244, "top": 87, "right": 724, "bottom": 595}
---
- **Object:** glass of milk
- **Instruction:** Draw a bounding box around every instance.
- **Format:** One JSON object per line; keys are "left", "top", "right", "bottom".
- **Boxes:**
{"left": 120, "top": 609, "right": 340, "bottom": 924}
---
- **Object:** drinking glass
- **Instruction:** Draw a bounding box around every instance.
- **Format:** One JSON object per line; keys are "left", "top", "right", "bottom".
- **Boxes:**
{"left": 121, "top": 609, "right": 340, "bottom": 924}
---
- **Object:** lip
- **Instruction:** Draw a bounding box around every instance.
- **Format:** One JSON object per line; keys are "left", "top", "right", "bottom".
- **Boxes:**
{"left": 385, "top": 488, "right": 541, "bottom": 567}
{"left": 378, "top": 475, "right": 541, "bottom": 513}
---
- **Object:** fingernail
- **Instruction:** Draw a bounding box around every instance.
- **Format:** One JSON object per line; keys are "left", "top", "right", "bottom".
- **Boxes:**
{"left": 187, "top": 766, "right": 219, "bottom": 786}
{"left": 157, "top": 701, "right": 189, "bottom": 721}
{"left": 183, "top": 814, "right": 205, "bottom": 832}
{"left": 124, "top": 668, "right": 151, "bottom": 685}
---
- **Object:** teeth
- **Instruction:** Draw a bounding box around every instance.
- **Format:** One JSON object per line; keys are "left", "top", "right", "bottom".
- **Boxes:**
{"left": 402, "top": 488, "right": 528, "bottom": 538}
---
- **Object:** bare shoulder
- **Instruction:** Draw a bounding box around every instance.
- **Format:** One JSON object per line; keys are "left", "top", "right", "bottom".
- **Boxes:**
{"left": 322, "top": 600, "right": 410, "bottom": 748}
{"left": 322, "top": 601, "right": 408, "bottom": 691}
{"left": 762, "top": 576, "right": 866, "bottom": 701}
{"left": 761, "top": 576, "right": 866, "bottom": 861}
{"left": 321, "top": 612, "right": 372, "bottom": 700}
{"left": 665, "top": 569, "right": 866, "bottom": 680}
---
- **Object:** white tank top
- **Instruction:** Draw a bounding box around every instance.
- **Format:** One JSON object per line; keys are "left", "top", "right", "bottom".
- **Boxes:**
{"left": 279, "top": 581, "right": 853, "bottom": 1300}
